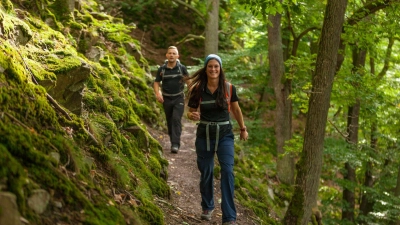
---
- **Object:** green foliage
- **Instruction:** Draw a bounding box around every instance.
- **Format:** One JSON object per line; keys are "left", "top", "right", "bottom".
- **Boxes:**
{"left": 238, "top": 0, "right": 284, "bottom": 18}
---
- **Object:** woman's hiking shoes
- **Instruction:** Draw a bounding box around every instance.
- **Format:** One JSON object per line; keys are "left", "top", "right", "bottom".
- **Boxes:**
{"left": 171, "top": 145, "right": 179, "bottom": 153}
{"left": 200, "top": 209, "right": 236, "bottom": 224}
{"left": 222, "top": 221, "right": 237, "bottom": 225}
{"left": 201, "top": 209, "right": 214, "bottom": 221}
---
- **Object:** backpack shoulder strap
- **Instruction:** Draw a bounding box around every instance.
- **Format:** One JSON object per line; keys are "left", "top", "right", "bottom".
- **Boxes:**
{"left": 225, "top": 81, "right": 232, "bottom": 112}
{"left": 160, "top": 60, "right": 168, "bottom": 81}
{"left": 160, "top": 61, "right": 167, "bottom": 75}
{"left": 177, "top": 60, "right": 183, "bottom": 76}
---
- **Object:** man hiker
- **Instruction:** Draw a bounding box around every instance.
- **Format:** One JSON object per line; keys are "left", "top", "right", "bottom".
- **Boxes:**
{"left": 153, "top": 46, "right": 189, "bottom": 153}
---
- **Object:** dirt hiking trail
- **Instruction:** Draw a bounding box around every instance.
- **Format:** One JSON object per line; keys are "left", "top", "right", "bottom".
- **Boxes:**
{"left": 149, "top": 116, "right": 260, "bottom": 225}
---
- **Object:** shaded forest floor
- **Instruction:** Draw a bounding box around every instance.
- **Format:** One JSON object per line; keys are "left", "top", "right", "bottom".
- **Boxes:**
{"left": 148, "top": 117, "right": 260, "bottom": 225}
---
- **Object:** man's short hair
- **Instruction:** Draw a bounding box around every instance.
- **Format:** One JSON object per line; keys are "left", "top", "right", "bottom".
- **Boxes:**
{"left": 167, "top": 46, "right": 179, "bottom": 54}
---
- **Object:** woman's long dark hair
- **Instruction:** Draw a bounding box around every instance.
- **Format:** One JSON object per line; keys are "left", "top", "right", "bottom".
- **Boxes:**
{"left": 186, "top": 62, "right": 228, "bottom": 110}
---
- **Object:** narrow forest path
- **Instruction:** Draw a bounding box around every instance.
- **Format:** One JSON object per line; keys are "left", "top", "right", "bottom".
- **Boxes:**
{"left": 148, "top": 117, "right": 260, "bottom": 225}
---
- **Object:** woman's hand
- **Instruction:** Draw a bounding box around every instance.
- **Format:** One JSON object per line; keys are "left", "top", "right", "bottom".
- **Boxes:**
{"left": 240, "top": 130, "right": 248, "bottom": 141}
{"left": 187, "top": 111, "right": 200, "bottom": 121}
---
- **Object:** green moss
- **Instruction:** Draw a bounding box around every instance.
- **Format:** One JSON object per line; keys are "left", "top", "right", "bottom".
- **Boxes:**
{"left": 26, "top": 58, "right": 57, "bottom": 81}
{"left": 109, "top": 157, "right": 132, "bottom": 188}
{"left": 68, "top": 21, "right": 85, "bottom": 30}
{"left": 44, "top": 53, "right": 82, "bottom": 73}
{"left": 138, "top": 199, "right": 165, "bottom": 225}
{"left": 148, "top": 155, "right": 162, "bottom": 177}
{"left": 0, "top": 144, "right": 27, "bottom": 213}
{"left": 131, "top": 101, "right": 158, "bottom": 125}
{"left": 1, "top": 0, "right": 13, "bottom": 12}
{"left": 83, "top": 93, "right": 108, "bottom": 111}
{"left": 98, "top": 21, "right": 135, "bottom": 44}
{"left": 0, "top": 41, "right": 28, "bottom": 83}
{"left": 110, "top": 96, "right": 130, "bottom": 109}
{"left": 49, "top": 0, "right": 72, "bottom": 21}
{"left": 88, "top": 113, "right": 116, "bottom": 143}
{"left": 26, "top": 17, "right": 43, "bottom": 29}
{"left": 102, "top": 54, "right": 124, "bottom": 75}
{"left": 44, "top": 8, "right": 63, "bottom": 30}
{"left": 0, "top": 2, "right": 170, "bottom": 224}
{"left": 108, "top": 105, "right": 126, "bottom": 122}
{"left": 81, "top": 12, "right": 94, "bottom": 23}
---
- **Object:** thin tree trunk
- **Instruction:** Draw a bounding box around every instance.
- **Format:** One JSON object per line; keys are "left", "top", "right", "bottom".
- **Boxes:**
{"left": 205, "top": 0, "right": 219, "bottom": 55}
{"left": 389, "top": 165, "right": 400, "bottom": 225}
{"left": 359, "top": 121, "right": 377, "bottom": 224}
{"left": 283, "top": 0, "right": 348, "bottom": 224}
{"left": 342, "top": 104, "right": 359, "bottom": 222}
{"left": 267, "top": 1, "right": 294, "bottom": 185}
{"left": 342, "top": 48, "right": 365, "bottom": 222}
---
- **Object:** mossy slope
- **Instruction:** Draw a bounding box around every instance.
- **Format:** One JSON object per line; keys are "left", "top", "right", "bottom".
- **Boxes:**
{"left": 0, "top": 0, "right": 168, "bottom": 224}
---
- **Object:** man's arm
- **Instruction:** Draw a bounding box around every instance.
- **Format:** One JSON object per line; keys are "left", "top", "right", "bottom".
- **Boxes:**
{"left": 153, "top": 81, "right": 164, "bottom": 103}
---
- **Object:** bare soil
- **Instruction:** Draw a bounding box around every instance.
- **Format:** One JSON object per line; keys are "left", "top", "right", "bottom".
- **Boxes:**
{"left": 148, "top": 117, "right": 260, "bottom": 225}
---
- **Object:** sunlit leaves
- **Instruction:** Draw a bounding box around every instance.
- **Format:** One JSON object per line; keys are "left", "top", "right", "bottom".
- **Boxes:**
{"left": 238, "top": 0, "right": 284, "bottom": 17}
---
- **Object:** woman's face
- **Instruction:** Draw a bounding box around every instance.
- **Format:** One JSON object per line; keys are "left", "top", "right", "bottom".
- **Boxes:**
{"left": 206, "top": 59, "right": 220, "bottom": 80}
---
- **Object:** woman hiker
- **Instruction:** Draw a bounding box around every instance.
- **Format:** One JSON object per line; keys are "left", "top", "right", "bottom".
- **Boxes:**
{"left": 186, "top": 54, "right": 248, "bottom": 225}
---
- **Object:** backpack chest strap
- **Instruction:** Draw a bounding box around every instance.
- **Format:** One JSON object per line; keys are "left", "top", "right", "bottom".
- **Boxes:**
{"left": 162, "top": 74, "right": 184, "bottom": 79}
{"left": 200, "top": 100, "right": 216, "bottom": 105}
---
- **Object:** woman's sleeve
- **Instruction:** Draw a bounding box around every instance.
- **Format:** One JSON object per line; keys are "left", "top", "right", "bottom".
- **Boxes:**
{"left": 230, "top": 85, "right": 239, "bottom": 102}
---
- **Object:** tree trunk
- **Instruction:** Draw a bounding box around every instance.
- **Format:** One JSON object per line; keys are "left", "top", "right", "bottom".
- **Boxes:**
{"left": 205, "top": 0, "right": 219, "bottom": 55}
{"left": 267, "top": 1, "right": 294, "bottom": 185}
{"left": 342, "top": 48, "right": 365, "bottom": 222}
{"left": 283, "top": 0, "right": 348, "bottom": 224}
{"left": 359, "top": 120, "right": 377, "bottom": 224}
{"left": 391, "top": 166, "right": 400, "bottom": 225}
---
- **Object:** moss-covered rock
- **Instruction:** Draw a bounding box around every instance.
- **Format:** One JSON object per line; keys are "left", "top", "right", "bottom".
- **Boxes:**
{"left": 0, "top": 2, "right": 169, "bottom": 224}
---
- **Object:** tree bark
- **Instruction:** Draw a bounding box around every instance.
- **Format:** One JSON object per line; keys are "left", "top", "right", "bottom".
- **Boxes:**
{"left": 267, "top": 1, "right": 294, "bottom": 185}
{"left": 359, "top": 121, "right": 377, "bottom": 224}
{"left": 342, "top": 47, "right": 365, "bottom": 222}
{"left": 390, "top": 166, "right": 400, "bottom": 225}
{"left": 283, "top": 0, "right": 348, "bottom": 224}
{"left": 205, "top": 0, "right": 219, "bottom": 55}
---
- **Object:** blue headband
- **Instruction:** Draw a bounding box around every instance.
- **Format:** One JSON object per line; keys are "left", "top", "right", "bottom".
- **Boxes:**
{"left": 204, "top": 54, "right": 222, "bottom": 67}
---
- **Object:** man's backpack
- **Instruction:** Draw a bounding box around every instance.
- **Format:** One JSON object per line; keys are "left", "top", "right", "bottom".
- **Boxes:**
{"left": 159, "top": 59, "right": 185, "bottom": 96}
{"left": 160, "top": 59, "right": 183, "bottom": 81}
{"left": 200, "top": 81, "right": 233, "bottom": 112}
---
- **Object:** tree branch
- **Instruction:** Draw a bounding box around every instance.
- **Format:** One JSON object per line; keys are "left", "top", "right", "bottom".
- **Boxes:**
{"left": 376, "top": 36, "right": 394, "bottom": 81}
{"left": 328, "top": 119, "right": 348, "bottom": 139}
{"left": 171, "top": 0, "right": 205, "bottom": 22}
{"left": 337, "top": 0, "right": 393, "bottom": 74}
{"left": 175, "top": 33, "right": 205, "bottom": 46}
{"left": 292, "top": 27, "right": 319, "bottom": 56}
{"left": 347, "top": 0, "right": 392, "bottom": 26}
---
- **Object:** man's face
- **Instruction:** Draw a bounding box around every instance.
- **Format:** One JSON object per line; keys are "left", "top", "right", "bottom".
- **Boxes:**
{"left": 166, "top": 48, "right": 179, "bottom": 62}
